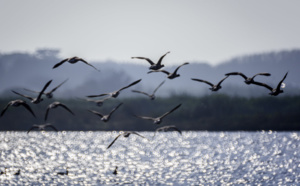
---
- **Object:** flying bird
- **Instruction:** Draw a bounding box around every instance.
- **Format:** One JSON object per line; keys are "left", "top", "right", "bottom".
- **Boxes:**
{"left": 225, "top": 72, "right": 271, "bottom": 85}
{"left": 45, "top": 102, "right": 75, "bottom": 121}
{"left": 53, "top": 56, "right": 99, "bottom": 71}
{"left": 131, "top": 51, "right": 170, "bottom": 70}
{"left": 191, "top": 76, "right": 228, "bottom": 91}
{"left": 81, "top": 97, "right": 111, "bottom": 107}
{"left": 27, "top": 123, "right": 58, "bottom": 134}
{"left": 88, "top": 103, "right": 123, "bottom": 122}
{"left": 1, "top": 99, "right": 36, "bottom": 118}
{"left": 107, "top": 131, "right": 145, "bottom": 149}
{"left": 12, "top": 80, "right": 52, "bottom": 104}
{"left": 152, "top": 125, "right": 182, "bottom": 139}
{"left": 135, "top": 104, "right": 181, "bottom": 125}
{"left": 148, "top": 62, "right": 189, "bottom": 79}
{"left": 24, "top": 79, "right": 68, "bottom": 98}
{"left": 87, "top": 79, "right": 142, "bottom": 98}
{"left": 252, "top": 72, "right": 288, "bottom": 96}
{"left": 132, "top": 80, "right": 165, "bottom": 100}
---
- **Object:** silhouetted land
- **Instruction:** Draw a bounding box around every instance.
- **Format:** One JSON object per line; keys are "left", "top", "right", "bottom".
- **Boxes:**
{"left": 1, "top": 94, "right": 299, "bottom": 131}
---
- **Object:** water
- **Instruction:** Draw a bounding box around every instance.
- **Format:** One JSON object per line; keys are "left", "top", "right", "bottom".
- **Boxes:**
{"left": 0, "top": 131, "right": 299, "bottom": 185}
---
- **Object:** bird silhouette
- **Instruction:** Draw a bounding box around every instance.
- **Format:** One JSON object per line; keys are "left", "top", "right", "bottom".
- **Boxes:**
{"left": 12, "top": 80, "right": 52, "bottom": 104}
{"left": 88, "top": 103, "right": 123, "bottom": 122}
{"left": 0, "top": 168, "right": 7, "bottom": 175}
{"left": 57, "top": 167, "right": 68, "bottom": 176}
{"left": 27, "top": 123, "right": 58, "bottom": 134}
{"left": 87, "top": 79, "right": 142, "bottom": 98}
{"left": 80, "top": 97, "right": 111, "bottom": 107}
{"left": 132, "top": 80, "right": 165, "bottom": 100}
{"left": 107, "top": 131, "right": 145, "bottom": 149}
{"left": 191, "top": 76, "right": 228, "bottom": 91}
{"left": 24, "top": 79, "right": 68, "bottom": 99}
{"left": 252, "top": 72, "right": 288, "bottom": 96}
{"left": 14, "top": 169, "right": 20, "bottom": 176}
{"left": 225, "top": 72, "right": 271, "bottom": 85}
{"left": 113, "top": 166, "right": 118, "bottom": 175}
{"left": 135, "top": 104, "right": 181, "bottom": 125}
{"left": 131, "top": 51, "right": 170, "bottom": 70}
{"left": 1, "top": 99, "right": 36, "bottom": 118}
{"left": 152, "top": 125, "right": 182, "bottom": 139}
{"left": 148, "top": 62, "right": 189, "bottom": 79}
{"left": 45, "top": 102, "right": 75, "bottom": 121}
{"left": 53, "top": 56, "right": 99, "bottom": 71}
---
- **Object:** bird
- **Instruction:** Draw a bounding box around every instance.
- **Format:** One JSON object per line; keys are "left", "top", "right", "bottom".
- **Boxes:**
{"left": 87, "top": 79, "right": 142, "bottom": 98}
{"left": 152, "top": 125, "right": 182, "bottom": 139}
{"left": 24, "top": 79, "right": 68, "bottom": 99}
{"left": 107, "top": 131, "right": 146, "bottom": 149}
{"left": 12, "top": 80, "right": 52, "bottom": 104}
{"left": 57, "top": 167, "right": 68, "bottom": 176}
{"left": 53, "top": 56, "right": 99, "bottom": 71}
{"left": 80, "top": 97, "right": 111, "bottom": 107}
{"left": 113, "top": 166, "right": 118, "bottom": 175}
{"left": 148, "top": 62, "right": 189, "bottom": 79}
{"left": 251, "top": 72, "right": 288, "bottom": 96}
{"left": 131, "top": 51, "right": 170, "bottom": 70}
{"left": 88, "top": 103, "right": 123, "bottom": 122}
{"left": 27, "top": 123, "right": 58, "bottom": 134}
{"left": 14, "top": 169, "right": 20, "bottom": 176}
{"left": 191, "top": 76, "right": 229, "bottom": 91}
{"left": 225, "top": 72, "right": 271, "bottom": 85}
{"left": 132, "top": 80, "right": 165, "bottom": 100}
{"left": 44, "top": 102, "right": 74, "bottom": 121}
{"left": 0, "top": 168, "right": 7, "bottom": 175}
{"left": 1, "top": 99, "right": 36, "bottom": 118}
{"left": 135, "top": 104, "right": 181, "bottom": 125}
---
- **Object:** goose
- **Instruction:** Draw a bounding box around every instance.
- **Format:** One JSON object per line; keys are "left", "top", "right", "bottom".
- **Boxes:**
{"left": 191, "top": 76, "right": 228, "bottom": 91}
{"left": 153, "top": 125, "right": 182, "bottom": 139}
{"left": 53, "top": 56, "right": 99, "bottom": 71}
{"left": 57, "top": 167, "right": 68, "bottom": 176}
{"left": 252, "top": 72, "right": 288, "bottom": 96}
{"left": 24, "top": 79, "right": 68, "bottom": 98}
{"left": 148, "top": 62, "right": 189, "bottom": 79}
{"left": 87, "top": 79, "right": 142, "bottom": 98}
{"left": 27, "top": 123, "right": 58, "bottom": 134}
{"left": 225, "top": 72, "right": 271, "bottom": 85}
{"left": 12, "top": 80, "right": 52, "bottom": 104}
{"left": 1, "top": 99, "right": 36, "bottom": 118}
{"left": 135, "top": 104, "right": 181, "bottom": 125}
{"left": 107, "top": 131, "right": 145, "bottom": 149}
{"left": 88, "top": 103, "right": 123, "bottom": 122}
{"left": 45, "top": 102, "right": 75, "bottom": 121}
{"left": 113, "top": 166, "right": 118, "bottom": 175}
{"left": 131, "top": 51, "right": 170, "bottom": 70}
{"left": 132, "top": 80, "right": 165, "bottom": 100}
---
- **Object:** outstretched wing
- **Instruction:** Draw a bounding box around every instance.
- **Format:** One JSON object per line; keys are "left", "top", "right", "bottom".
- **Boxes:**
{"left": 225, "top": 72, "right": 248, "bottom": 80}
{"left": 119, "top": 79, "right": 142, "bottom": 91}
{"left": 132, "top": 90, "right": 151, "bottom": 97}
{"left": 37, "top": 80, "right": 52, "bottom": 101}
{"left": 79, "top": 58, "right": 100, "bottom": 71}
{"left": 107, "top": 134, "right": 123, "bottom": 149}
{"left": 276, "top": 72, "right": 288, "bottom": 91}
{"left": 108, "top": 103, "right": 123, "bottom": 117}
{"left": 88, "top": 109, "right": 104, "bottom": 118}
{"left": 1, "top": 101, "right": 13, "bottom": 117}
{"left": 251, "top": 81, "right": 273, "bottom": 91}
{"left": 53, "top": 58, "right": 68, "bottom": 69}
{"left": 191, "top": 78, "right": 214, "bottom": 87}
{"left": 20, "top": 102, "right": 36, "bottom": 118}
{"left": 23, "top": 88, "right": 41, "bottom": 94}
{"left": 130, "top": 131, "right": 146, "bottom": 139}
{"left": 252, "top": 72, "right": 271, "bottom": 79}
{"left": 153, "top": 80, "right": 165, "bottom": 94}
{"left": 49, "top": 79, "right": 69, "bottom": 93}
{"left": 86, "top": 93, "right": 110, "bottom": 98}
{"left": 160, "top": 104, "right": 182, "bottom": 119}
{"left": 157, "top": 51, "right": 170, "bottom": 65}
{"left": 131, "top": 56, "right": 155, "bottom": 65}
{"left": 173, "top": 62, "right": 189, "bottom": 74}
{"left": 44, "top": 107, "right": 51, "bottom": 121}
{"left": 58, "top": 103, "right": 75, "bottom": 115}
{"left": 11, "top": 90, "right": 34, "bottom": 101}
{"left": 45, "top": 124, "right": 58, "bottom": 132}
{"left": 216, "top": 76, "right": 229, "bottom": 87}
{"left": 27, "top": 125, "right": 38, "bottom": 134}
{"left": 134, "top": 115, "right": 156, "bottom": 121}
{"left": 148, "top": 70, "right": 170, "bottom": 75}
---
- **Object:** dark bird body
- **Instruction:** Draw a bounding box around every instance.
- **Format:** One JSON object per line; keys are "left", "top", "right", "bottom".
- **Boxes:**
{"left": 45, "top": 102, "right": 74, "bottom": 121}
{"left": 148, "top": 62, "right": 189, "bottom": 79}
{"left": 1, "top": 99, "right": 36, "bottom": 118}
{"left": 107, "top": 131, "right": 145, "bottom": 149}
{"left": 57, "top": 168, "right": 68, "bottom": 176}
{"left": 132, "top": 80, "right": 165, "bottom": 100}
{"left": 225, "top": 72, "right": 271, "bottom": 84}
{"left": 131, "top": 51, "right": 170, "bottom": 70}
{"left": 88, "top": 103, "right": 123, "bottom": 122}
{"left": 191, "top": 76, "right": 228, "bottom": 91}
{"left": 27, "top": 123, "right": 58, "bottom": 133}
{"left": 53, "top": 56, "right": 99, "bottom": 71}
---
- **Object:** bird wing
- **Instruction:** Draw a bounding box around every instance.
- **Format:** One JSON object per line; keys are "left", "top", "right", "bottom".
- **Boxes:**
{"left": 20, "top": 102, "right": 36, "bottom": 118}
{"left": 160, "top": 104, "right": 182, "bottom": 119}
{"left": 130, "top": 131, "right": 146, "bottom": 139}
{"left": 108, "top": 103, "right": 123, "bottom": 117}
{"left": 87, "top": 93, "right": 109, "bottom": 98}
{"left": 79, "top": 59, "right": 100, "bottom": 71}
{"left": 27, "top": 125, "right": 39, "bottom": 134}
{"left": 157, "top": 51, "right": 170, "bottom": 65}
{"left": 37, "top": 80, "right": 52, "bottom": 101}
{"left": 148, "top": 70, "right": 170, "bottom": 75}
{"left": 132, "top": 90, "right": 151, "bottom": 97}
{"left": 107, "top": 134, "right": 123, "bottom": 149}
{"left": 1, "top": 101, "right": 13, "bottom": 117}
{"left": 44, "top": 107, "right": 51, "bottom": 121}
{"left": 276, "top": 72, "right": 288, "bottom": 91}
{"left": 49, "top": 79, "right": 68, "bottom": 93}
{"left": 88, "top": 109, "right": 104, "bottom": 117}
{"left": 57, "top": 103, "right": 75, "bottom": 115}
{"left": 216, "top": 76, "right": 229, "bottom": 87}
{"left": 131, "top": 57, "right": 155, "bottom": 65}
{"left": 134, "top": 115, "right": 156, "bottom": 121}
{"left": 225, "top": 72, "right": 248, "bottom": 80}
{"left": 191, "top": 78, "right": 214, "bottom": 87}
{"left": 23, "top": 88, "right": 41, "bottom": 94}
{"left": 153, "top": 80, "right": 165, "bottom": 94}
{"left": 53, "top": 58, "right": 68, "bottom": 69}
{"left": 252, "top": 72, "right": 271, "bottom": 79}
{"left": 118, "top": 79, "right": 142, "bottom": 91}
{"left": 173, "top": 62, "right": 189, "bottom": 74}
{"left": 45, "top": 124, "right": 58, "bottom": 132}
{"left": 251, "top": 81, "right": 273, "bottom": 91}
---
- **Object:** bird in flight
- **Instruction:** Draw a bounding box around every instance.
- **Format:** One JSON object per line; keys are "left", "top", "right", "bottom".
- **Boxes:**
{"left": 27, "top": 123, "right": 58, "bottom": 134}
{"left": 148, "top": 62, "right": 189, "bottom": 79}
{"left": 53, "top": 56, "right": 99, "bottom": 71}
{"left": 225, "top": 72, "right": 271, "bottom": 85}
{"left": 107, "top": 131, "right": 146, "bottom": 149}
{"left": 132, "top": 80, "right": 165, "bottom": 100}
{"left": 12, "top": 80, "right": 52, "bottom": 104}
{"left": 135, "top": 104, "right": 181, "bottom": 125}
{"left": 191, "top": 76, "right": 228, "bottom": 91}
{"left": 88, "top": 103, "right": 123, "bottom": 122}
{"left": 45, "top": 102, "right": 75, "bottom": 121}
{"left": 131, "top": 51, "right": 170, "bottom": 70}
{"left": 87, "top": 79, "right": 142, "bottom": 98}
{"left": 1, "top": 99, "right": 36, "bottom": 118}
{"left": 152, "top": 125, "right": 182, "bottom": 139}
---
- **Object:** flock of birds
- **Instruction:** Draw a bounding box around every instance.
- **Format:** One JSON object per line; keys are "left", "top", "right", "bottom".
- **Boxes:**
{"left": 0, "top": 51, "right": 289, "bottom": 175}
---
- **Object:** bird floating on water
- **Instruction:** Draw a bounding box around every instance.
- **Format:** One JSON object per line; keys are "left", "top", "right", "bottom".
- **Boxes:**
{"left": 57, "top": 167, "right": 68, "bottom": 176}
{"left": 191, "top": 76, "right": 228, "bottom": 91}
{"left": 27, "top": 123, "right": 58, "bottom": 134}
{"left": 1, "top": 99, "right": 36, "bottom": 118}
{"left": 132, "top": 80, "right": 165, "bottom": 100}
{"left": 53, "top": 56, "right": 99, "bottom": 71}
{"left": 107, "top": 131, "right": 146, "bottom": 149}
{"left": 45, "top": 101, "right": 75, "bottom": 121}
{"left": 135, "top": 104, "right": 181, "bottom": 125}
{"left": 225, "top": 72, "right": 271, "bottom": 85}
{"left": 113, "top": 166, "right": 118, "bottom": 175}
{"left": 88, "top": 103, "right": 123, "bottom": 122}
{"left": 131, "top": 51, "right": 170, "bottom": 70}
{"left": 148, "top": 62, "right": 189, "bottom": 79}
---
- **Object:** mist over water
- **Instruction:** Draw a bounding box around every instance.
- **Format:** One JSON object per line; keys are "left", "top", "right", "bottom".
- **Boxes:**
{"left": 0, "top": 131, "right": 299, "bottom": 185}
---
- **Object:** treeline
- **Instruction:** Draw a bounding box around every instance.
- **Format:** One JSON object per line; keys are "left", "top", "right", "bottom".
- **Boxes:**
{"left": 0, "top": 94, "right": 299, "bottom": 131}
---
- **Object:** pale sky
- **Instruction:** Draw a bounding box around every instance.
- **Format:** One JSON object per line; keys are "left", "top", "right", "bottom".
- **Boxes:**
{"left": 0, "top": 0, "right": 300, "bottom": 66}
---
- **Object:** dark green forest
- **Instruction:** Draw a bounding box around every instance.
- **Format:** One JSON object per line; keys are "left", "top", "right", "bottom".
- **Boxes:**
{"left": 0, "top": 94, "right": 299, "bottom": 131}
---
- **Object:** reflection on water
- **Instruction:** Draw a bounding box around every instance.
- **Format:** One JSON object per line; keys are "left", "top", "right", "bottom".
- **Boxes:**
{"left": 0, "top": 131, "right": 299, "bottom": 185}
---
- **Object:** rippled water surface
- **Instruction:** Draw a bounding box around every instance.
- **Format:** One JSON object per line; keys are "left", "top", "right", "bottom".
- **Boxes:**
{"left": 0, "top": 131, "right": 299, "bottom": 185}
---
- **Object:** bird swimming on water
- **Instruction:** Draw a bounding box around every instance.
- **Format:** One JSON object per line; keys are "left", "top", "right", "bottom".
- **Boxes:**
{"left": 107, "top": 131, "right": 146, "bottom": 149}
{"left": 44, "top": 102, "right": 75, "bottom": 121}
{"left": 57, "top": 167, "right": 68, "bottom": 176}
{"left": 148, "top": 62, "right": 189, "bottom": 79}
{"left": 1, "top": 99, "right": 36, "bottom": 118}
{"left": 135, "top": 104, "right": 181, "bottom": 125}
{"left": 88, "top": 103, "right": 123, "bottom": 122}
{"left": 225, "top": 72, "right": 271, "bottom": 85}
{"left": 191, "top": 76, "right": 228, "bottom": 91}
{"left": 27, "top": 123, "right": 58, "bottom": 134}
{"left": 12, "top": 80, "right": 52, "bottom": 104}
{"left": 132, "top": 80, "right": 165, "bottom": 100}
{"left": 131, "top": 51, "right": 170, "bottom": 70}
{"left": 53, "top": 56, "right": 99, "bottom": 71}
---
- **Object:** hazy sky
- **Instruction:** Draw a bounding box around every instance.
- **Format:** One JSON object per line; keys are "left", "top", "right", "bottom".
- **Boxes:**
{"left": 1, "top": 1, "right": 300, "bottom": 66}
